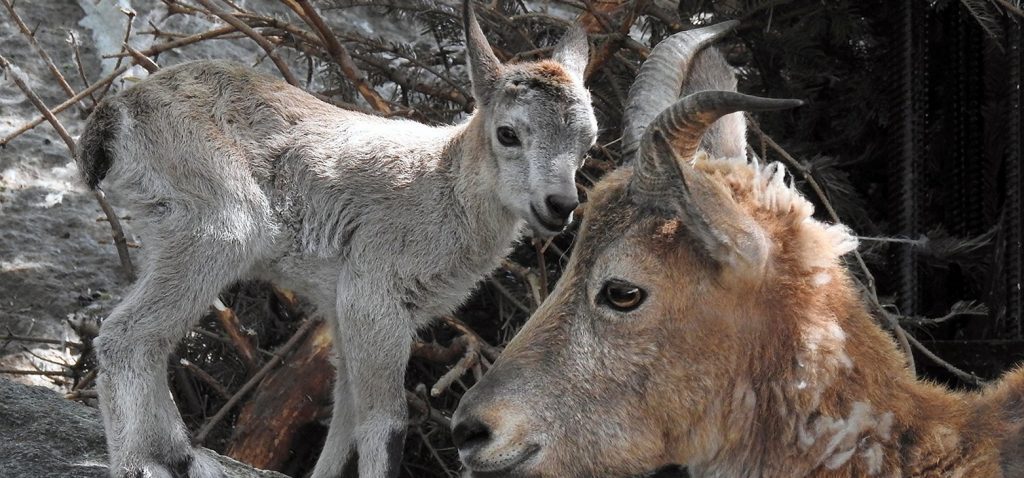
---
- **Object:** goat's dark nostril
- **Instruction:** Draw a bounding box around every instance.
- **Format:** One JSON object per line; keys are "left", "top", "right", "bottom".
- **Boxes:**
{"left": 545, "top": 194, "right": 579, "bottom": 221}
{"left": 452, "top": 417, "right": 492, "bottom": 450}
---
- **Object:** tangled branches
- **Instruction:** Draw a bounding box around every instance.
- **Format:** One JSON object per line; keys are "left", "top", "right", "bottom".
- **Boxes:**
{"left": 1, "top": 1, "right": 1012, "bottom": 477}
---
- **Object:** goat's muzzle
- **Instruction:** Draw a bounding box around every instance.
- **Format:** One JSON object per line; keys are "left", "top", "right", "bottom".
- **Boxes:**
{"left": 453, "top": 375, "right": 542, "bottom": 477}
{"left": 529, "top": 193, "right": 578, "bottom": 237}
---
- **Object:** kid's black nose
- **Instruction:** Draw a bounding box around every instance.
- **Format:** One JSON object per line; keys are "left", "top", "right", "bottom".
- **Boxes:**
{"left": 545, "top": 194, "right": 579, "bottom": 221}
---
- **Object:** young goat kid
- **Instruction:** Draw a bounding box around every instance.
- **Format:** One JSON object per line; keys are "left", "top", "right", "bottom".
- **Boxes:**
{"left": 452, "top": 23, "right": 1024, "bottom": 478}
{"left": 76, "top": 3, "right": 595, "bottom": 477}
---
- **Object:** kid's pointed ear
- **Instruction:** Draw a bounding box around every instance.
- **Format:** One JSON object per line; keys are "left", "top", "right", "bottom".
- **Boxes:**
{"left": 464, "top": 0, "right": 502, "bottom": 104}
{"left": 552, "top": 25, "right": 589, "bottom": 81}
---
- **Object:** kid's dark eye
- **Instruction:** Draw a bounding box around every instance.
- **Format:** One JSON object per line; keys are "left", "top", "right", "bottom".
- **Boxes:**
{"left": 496, "top": 126, "right": 520, "bottom": 147}
{"left": 599, "top": 279, "right": 646, "bottom": 312}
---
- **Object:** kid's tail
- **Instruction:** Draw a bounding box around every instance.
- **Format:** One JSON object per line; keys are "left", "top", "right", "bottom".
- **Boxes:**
{"left": 76, "top": 99, "right": 122, "bottom": 189}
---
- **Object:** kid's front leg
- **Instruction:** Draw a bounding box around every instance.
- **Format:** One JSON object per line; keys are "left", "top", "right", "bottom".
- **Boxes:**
{"left": 336, "top": 291, "right": 412, "bottom": 478}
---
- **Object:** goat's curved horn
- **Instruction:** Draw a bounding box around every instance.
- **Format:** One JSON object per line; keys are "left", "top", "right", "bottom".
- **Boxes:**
{"left": 632, "top": 91, "right": 802, "bottom": 200}
{"left": 621, "top": 21, "right": 739, "bottom": 163}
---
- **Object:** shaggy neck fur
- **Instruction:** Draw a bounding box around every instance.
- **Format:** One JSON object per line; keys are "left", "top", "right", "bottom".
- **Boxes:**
{"left": 680, "top": 272, "right": 1017, "bottom": 477}
{"left": 679, "top": 158, "right": 1019, "bottom": 477}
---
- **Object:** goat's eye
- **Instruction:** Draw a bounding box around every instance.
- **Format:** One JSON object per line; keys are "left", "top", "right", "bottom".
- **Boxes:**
{"left": 496, "top": 126, "right": 520, "bottom": 147}
{"left": 600, "top": 280, "right": 646, "bottom": 312}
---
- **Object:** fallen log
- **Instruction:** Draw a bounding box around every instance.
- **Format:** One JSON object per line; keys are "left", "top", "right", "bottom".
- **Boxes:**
{"left": 225, "top": 320, "right": 334, "bottom": 470}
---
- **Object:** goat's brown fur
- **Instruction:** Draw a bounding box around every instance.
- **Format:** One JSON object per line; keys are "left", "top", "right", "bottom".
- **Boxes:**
{"left": 455, "top": 155, "right": 1024, "bottom": 477}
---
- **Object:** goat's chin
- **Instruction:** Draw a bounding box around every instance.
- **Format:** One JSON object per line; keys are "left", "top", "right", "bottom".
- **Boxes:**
{"left": 528, "top": 223, "right": 563, "bottom": 238}
{"left": 461, "top": 469, "right": 543, "bottom": 478}
{"left": 462, "top": 459, "right": 677, "bottom": 478}
{"left": 522, "top": 207, "right": 568, "bottom": 238}
{"left": 510, "top": 210, "right": 557, "bottom": 238}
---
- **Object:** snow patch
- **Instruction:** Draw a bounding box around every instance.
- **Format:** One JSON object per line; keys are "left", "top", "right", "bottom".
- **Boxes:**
{"left": 77, "top": 0, "right": 136, "bottom": 75}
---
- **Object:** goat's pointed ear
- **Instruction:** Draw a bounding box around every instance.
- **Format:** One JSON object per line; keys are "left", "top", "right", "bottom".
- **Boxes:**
{"left": 682, "top": 48, "right": 747, "bottom": 159}
{"left": 552, "top": 25, "right": 589, "bottom": 81}
{"left": 464, "top": 0, "right": 502, "bottom": 104}
{"left": 640, "top": 130, "right": 769, "bottom": 273}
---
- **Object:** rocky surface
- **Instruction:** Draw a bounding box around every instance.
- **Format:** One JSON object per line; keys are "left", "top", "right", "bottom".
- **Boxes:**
{"left": 0, "top": 0, "right": 128, "bottom": 386}
{"left": 0, "top": 378, "right": 287, "bottom": 478}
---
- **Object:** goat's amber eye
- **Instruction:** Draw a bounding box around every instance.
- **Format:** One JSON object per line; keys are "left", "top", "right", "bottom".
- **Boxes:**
{"left": 496, "top": 126, "right": 520, "bottom": 147}
{"left": 600, "top": 280, "right": 646, "bottom": 312}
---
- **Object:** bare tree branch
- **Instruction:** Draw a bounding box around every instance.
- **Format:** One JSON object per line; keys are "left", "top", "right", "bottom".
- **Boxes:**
{"left": 192, "top": 0, "right": 301, "bottom": 86}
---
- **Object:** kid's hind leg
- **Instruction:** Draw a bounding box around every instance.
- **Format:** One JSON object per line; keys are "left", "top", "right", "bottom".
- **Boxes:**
{"left": 97, "top": 232, "right": 261, "bottom": 478}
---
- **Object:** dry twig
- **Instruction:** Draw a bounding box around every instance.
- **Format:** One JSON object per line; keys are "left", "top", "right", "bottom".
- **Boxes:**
{"left": 0, "top": 335, "right": 83, "bottom": 349}
{"left": 2, "top": 0, "right": 77, "bottom": 98}
{"left": 903, "top": 333, "right": 985, "bottom": 386}
{"left": 428, "top": 316, "right": 503, "bottom": 397}
{"left": 92, "top": 189, "right": 135, "bottom": 281}
{"left": 68, "top": 31, "right": 100, "bottom": 107}
{"left": 19, "top": 345, "right": 72, "bottom": 368}
{"left": 430, "top": 339, "right": 479, "bottom": 396}
{"left": 66, "top": 389, "right": 99, "bottom": 400}
{"left": 192, "top": 0, "right": 300, "bottom": 87}
{"left": 532, "top": 239, "right": 550, "bottom": 302}
{"left": 107, "top": 25, "right": 238, "bottom": 58}
{"left": 501, "top": 259, "right": 543, "bottom": 307}
{"left": 405, "top": 388, "right": 452, "bottom": 428}
{"left": 125, "top": 44, "right": 160, "bottom": 72}
{"left": 0, "top": 369, "right": 73, "bottom": 377}
{"left": 443, "top": 316, "right": 501, "bottom": 361}
{"left": 74, "top": 369, "right": 98, "bottom": 392}
{"left": 0, "top": 63, "right": 131, "bottom": 147}
{"left": 180, "top": 358, "right": 232, "bottom": 399}
{"left": 488, "top": 277, "right": 533, "bottom": 315}
{"left": 294, "top": 0, "right": 391, "bottom": 113}
{"left": 213, "top": 298, "right": 259, "bottom": 373}
{"left": 95, "top": 7, "right": 136, "bottom": 105}
{"left": 412, "top": 336, "right": 468, "bottom": 363}
{"left": 993, "top": 0, "right": 1024, "bottom": 19}
{"left": 415, "top": 426, "right": 456, "bottom": 477}
{"left": 901, "top": 301, "right": 989, "bottom": 327}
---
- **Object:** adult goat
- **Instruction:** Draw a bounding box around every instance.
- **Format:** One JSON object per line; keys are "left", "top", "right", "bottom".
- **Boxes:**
{"left": 452, "top": 22, "right": 1024, "bottom": 478}
{"left": 76, "top": 2, "right": 595, "bottom": 477}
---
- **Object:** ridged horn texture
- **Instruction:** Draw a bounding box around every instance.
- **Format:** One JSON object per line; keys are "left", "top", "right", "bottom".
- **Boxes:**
{"left": 621, "top": 21, "right": 740, "bottom": 163}
{"left": 631, "top": 91, "right": 803, "bottom": 201}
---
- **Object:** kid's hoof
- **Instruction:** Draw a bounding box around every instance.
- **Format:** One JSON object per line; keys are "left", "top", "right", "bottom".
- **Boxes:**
{"left": 115, "top": 451, "right": 225, "bottom": 478}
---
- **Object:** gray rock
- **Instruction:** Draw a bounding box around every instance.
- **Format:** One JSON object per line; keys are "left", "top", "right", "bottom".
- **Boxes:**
{"left": 0, "top": 378, "right": 287, "bottom": 478}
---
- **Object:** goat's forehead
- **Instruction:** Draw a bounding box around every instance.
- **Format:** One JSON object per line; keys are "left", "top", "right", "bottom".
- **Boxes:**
{"left": 504, "top": 60, "right": 576, "bottom": 89}
{"left": 576, "top": 169, "right": 721, "bottom": 269}
{"left": 499, "top": 63, "right": 589, "bottom": 108}
{"left": 574, "top": 171, "right": 654, "bottom": 260}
